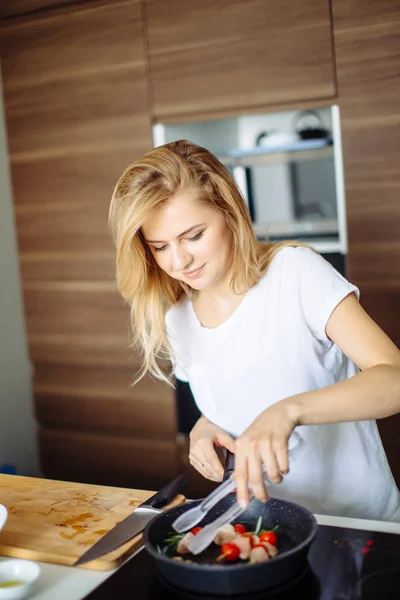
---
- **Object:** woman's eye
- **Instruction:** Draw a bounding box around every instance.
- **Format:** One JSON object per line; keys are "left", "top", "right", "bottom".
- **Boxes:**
{"left": 153, "top": 245, "right": 167, "bottom": 253}
{"left": 188, "top": 231, "right": 204, "bottom": 242}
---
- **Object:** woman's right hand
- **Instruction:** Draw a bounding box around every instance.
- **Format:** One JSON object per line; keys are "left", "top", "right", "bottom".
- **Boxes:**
{"left": 189, "top": 415, "right": 236, "bottom": 482}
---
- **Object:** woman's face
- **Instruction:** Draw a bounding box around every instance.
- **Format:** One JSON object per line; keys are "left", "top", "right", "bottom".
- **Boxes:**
{"left": 141, "top": 191, "right": 233, "bottom": 292}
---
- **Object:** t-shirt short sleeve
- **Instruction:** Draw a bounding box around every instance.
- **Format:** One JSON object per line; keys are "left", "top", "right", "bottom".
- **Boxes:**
{"left": 281, "top": 247, "right": 360, "bottom": 342}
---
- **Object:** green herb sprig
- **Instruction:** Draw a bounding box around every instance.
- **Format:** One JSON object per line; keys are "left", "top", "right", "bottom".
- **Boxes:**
{"left": 162, "top": 531, "right": 186, "bottom": 549}
{"left": 250, "top": 517, "right": 279, "bottom": 536}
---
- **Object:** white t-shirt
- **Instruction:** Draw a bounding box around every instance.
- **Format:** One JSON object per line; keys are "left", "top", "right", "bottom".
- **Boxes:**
{"left": 166, "top": 247, "right": 400, "bottom": 521}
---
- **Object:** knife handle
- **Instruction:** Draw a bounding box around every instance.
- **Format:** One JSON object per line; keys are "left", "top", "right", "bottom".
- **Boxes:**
{"left": 222, "top": 450, "right": 235, "bottom": 482}
{"left": 146, "top": 473, "right": 187, "bottom": 509}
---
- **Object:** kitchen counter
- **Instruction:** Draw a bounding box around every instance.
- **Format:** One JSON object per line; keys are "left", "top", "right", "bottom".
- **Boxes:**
{"left": 1, "top": 513, "right": 399, "bottom": 600}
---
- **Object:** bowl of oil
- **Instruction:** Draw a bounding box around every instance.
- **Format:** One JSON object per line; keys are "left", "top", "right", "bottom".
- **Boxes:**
{"left": 0, "top": 560, "right": 41, "bottom": 600}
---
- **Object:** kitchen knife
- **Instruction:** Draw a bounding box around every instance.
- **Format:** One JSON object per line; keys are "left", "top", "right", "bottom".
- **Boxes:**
{"left": 74, "top": 473, "right": 186, "bottom": 566}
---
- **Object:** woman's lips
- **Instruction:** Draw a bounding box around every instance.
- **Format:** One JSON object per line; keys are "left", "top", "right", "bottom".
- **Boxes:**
{"left": 183, "top": 264, "right": 205, "bottom": 279}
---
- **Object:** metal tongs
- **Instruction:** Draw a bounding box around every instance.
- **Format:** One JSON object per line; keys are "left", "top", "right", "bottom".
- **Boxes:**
{"left": 172, "top": 431, "right": 304, "bottom": 555}
{"left": 172, "top": 451, "right": 246, "bottom": 555}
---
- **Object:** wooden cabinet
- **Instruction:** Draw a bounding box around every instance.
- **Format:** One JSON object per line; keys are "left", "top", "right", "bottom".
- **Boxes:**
{"left": 0, "top": 1, "right": 75, "bottom": 19}
{"left": 2, "top": 0, "right": 399, "bottom": 491}
{"left": 332, "top": 0, "right": 400, "bottom": 345}
{"left": 332, "top": 0, "right": 400, "bottom": 485}
{"left": 144, "top": 0, "right": 336, "bottom": 122}
{"left": 0, "top": 0, "right": 178, "bottom": 487}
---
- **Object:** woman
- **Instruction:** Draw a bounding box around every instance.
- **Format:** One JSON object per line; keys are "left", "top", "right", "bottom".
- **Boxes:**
{"left": 109, "top": 139, "right": 400, "bottom": 521}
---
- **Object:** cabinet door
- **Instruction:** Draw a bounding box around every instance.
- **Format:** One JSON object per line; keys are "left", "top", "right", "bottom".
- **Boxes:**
{"left": 332, "top": 0, "right": 400, "bottom": 486}
{"left": 144, "top": 0, "right": 335, "bottom": 121}
{"left": 0, "top": 1, "right": 178, "bottom": 484}
{"left": 0, "top": 1, "right": 74, "bottom": 19}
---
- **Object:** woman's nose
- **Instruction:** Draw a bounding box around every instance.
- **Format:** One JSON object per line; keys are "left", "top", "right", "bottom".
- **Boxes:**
{"left": 171, "top": 245, "right": 192, "bottom": 271}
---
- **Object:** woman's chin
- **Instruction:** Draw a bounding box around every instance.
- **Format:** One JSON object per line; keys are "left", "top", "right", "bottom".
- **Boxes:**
{"left": 186, "top": 276, "right": 212, "bottom": 291}
{"left": 188, "top": 280, "right": 207, "bottom": 291}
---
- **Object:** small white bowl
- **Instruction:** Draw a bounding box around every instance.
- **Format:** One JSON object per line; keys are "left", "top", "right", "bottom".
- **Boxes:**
{"left": 0, "top": 506, "right": 7, "bottom": 531}
{"left": 0, "top": 560, "right": 41, "bottom": 600}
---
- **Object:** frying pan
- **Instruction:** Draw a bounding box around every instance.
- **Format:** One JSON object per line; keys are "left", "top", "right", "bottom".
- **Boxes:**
{"left": 143, "top": 452, "right": 318, "bottom": 596}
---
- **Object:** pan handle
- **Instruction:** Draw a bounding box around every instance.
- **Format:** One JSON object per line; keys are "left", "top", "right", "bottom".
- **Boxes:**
{"left": 223, "top": 450, "right": 235, "bottom": 482}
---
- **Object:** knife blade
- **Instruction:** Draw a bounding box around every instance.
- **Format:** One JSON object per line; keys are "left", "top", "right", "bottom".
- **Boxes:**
{"left": 74, "top": 473, "right": 186, "bottom": 566}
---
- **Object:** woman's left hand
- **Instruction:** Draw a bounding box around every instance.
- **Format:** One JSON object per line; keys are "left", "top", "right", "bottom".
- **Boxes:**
{"left": 234, "top": 399, "right": 299, "bottom": 508}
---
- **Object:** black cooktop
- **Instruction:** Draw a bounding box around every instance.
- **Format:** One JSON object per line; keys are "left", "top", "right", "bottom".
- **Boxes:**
{"left": 84, "top": 525, "right": 400, "bottom": 600}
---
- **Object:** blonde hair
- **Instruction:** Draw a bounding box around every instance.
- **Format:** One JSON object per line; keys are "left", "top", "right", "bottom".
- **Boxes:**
{"left": 109, "top": 140, "right": 310, "bottom": 384}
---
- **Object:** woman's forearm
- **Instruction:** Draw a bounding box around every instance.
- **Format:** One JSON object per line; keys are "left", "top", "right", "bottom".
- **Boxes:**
{"left": 286, "top": 364, "right": 400, "bottom": 426}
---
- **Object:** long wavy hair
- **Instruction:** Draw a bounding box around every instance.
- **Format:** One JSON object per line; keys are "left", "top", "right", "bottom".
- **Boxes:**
{"left": 109, "top": 139, "right": 309, "bottom": 384}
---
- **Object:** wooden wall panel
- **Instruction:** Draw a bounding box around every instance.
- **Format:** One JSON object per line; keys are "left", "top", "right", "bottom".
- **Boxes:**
{"left": 346, "top": 245, "right": 400, "bottom": 289}
{"left": 0, "top": 1, "right": 81, "bottom": 20}
{"left": 11, "top": 152, "right": 133, "bottom": 208}
{"left": 1, "top": 2, "right": 139, "bottom": 79}
{"left": 0, "top": 0, "right": 178, "bottom": 485}
{"left": 36, "top": 391, "right": 176, "bottom": 437}
{"left": 28, "top": 333, "right": 133, "bottom": 368}
{"left": 19, "top": 254, "right": 115, "bottom": 283}
{"left": 16, "top": 204, "right": 114, "bottom": 255}
{"left": 23, "top": 286, "right": 127, "bottom": 338}
{"left": 332, "top": 0, "right": 400, "bottom": 341}
{"left": 39, "top": 428, "right": 179, "bottom": 490}
{"left": 35, "top": 364, "right": 176, "bottom": 436}
{"left": 3, "top": 72, "right": 148, "bottom": 154}
{"left": 356, "top": 289, "right": 400, "bottom": 349}
{"left": 332, "top": 0, "right": 400, "bottom": 485}
{"left": 144, "top": 0, "right": 335, "bottom": 121}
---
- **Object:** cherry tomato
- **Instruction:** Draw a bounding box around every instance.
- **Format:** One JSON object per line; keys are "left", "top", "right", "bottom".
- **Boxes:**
{"left": 220, "top": 542, "right": 240, "bottom": 561}
{"left": 259, "top": 531, "right": 277, "bottom": 546}
{"left": 241, "top": 532, "right": 255, "bottom": 547}
{"left": 191, "top": 527, "right": 202, "bottom": 535}
{"left": 233, "top": 524, "right": 247, "bottom": 535}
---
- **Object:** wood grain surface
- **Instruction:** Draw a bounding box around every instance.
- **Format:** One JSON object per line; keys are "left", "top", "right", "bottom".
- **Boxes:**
{"left": 332, "top": 0, "right": 400, "bottom": 485}
{"left": 333, "top": 0, "right": 400, "bottom": 344}
{"left": 144, "top": 0, "right": 336, "bottom": 121}
{"left": 0, "top": 0, "right": 80, "bottom": 20}
{"left": 0, "top": 1, "right": 177, "bottom": 485}
{"left": 0, "top": 474, "right": 185, "bottom": 570}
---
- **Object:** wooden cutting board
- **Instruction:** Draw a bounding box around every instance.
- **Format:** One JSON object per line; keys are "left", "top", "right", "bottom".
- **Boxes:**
{"left": 0, "top": 474, "right": 185, "bottom": 570}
